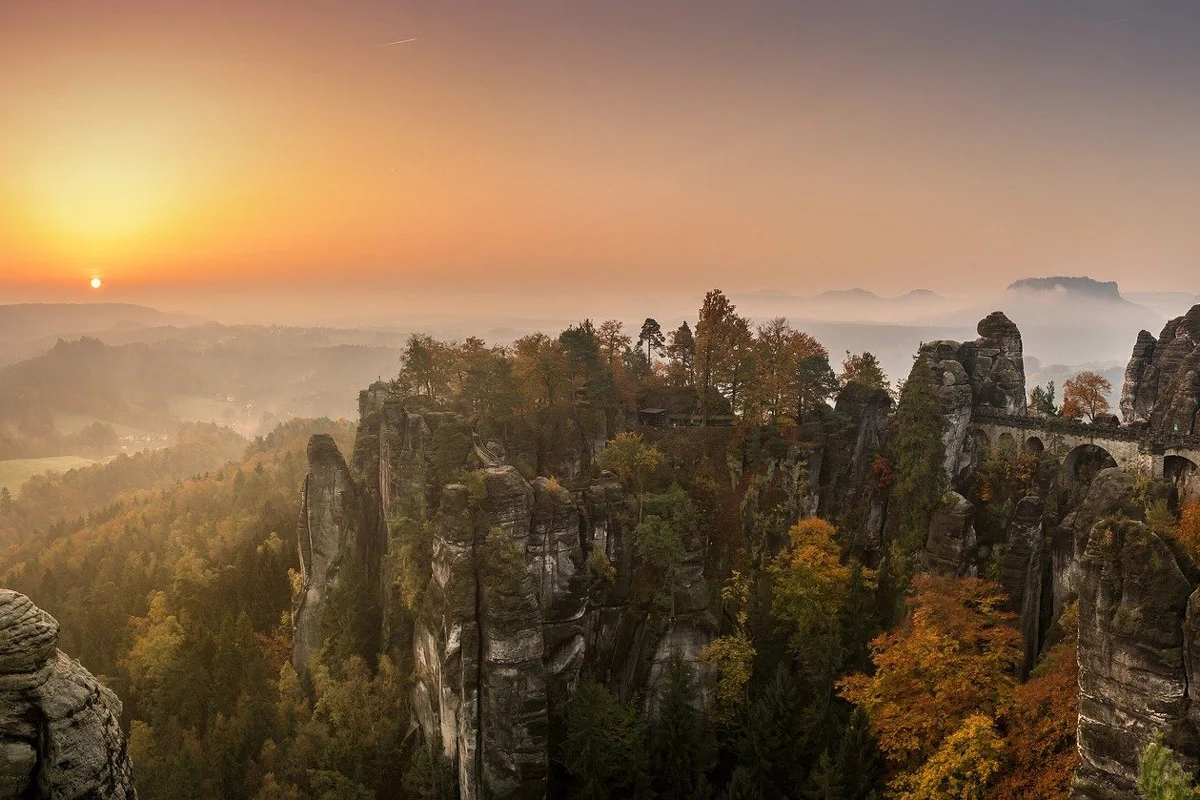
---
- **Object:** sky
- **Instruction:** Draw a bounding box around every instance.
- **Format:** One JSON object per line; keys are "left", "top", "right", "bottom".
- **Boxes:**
{"left": 2, "top": 0, "right": 1199, "bottom": 321}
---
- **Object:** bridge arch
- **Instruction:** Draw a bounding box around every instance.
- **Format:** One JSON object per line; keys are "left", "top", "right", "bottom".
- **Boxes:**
{"left": 1023, "top": 436, "right": 1045, "bottom": 457}
{"left": 1063, "top": 443, "right": 1118, "bottom": 485}
{"left": 997, "top": 432, "right": 1017, "bottom": 458}
{"left": 1164, "top": 454, "right": 1200, "bottom": 505}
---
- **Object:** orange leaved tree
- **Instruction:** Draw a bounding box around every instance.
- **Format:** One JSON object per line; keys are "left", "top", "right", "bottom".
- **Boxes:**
{"left": 839, "top": 575, "right": 1021, "bottom": 792}
{"left": 1062, "top": 371, "right": 1113, "bottom": 422}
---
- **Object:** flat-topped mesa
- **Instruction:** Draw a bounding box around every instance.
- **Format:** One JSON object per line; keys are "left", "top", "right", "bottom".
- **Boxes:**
{"left": 1122, "top": 303, "right": 1200, "bottom": 438}
{"left": 0, "top": 590, "right": 136, "bottom": 799}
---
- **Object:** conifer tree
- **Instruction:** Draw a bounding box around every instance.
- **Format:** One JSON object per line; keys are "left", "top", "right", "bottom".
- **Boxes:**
{"left": 638, "top": 318, "right": 666, "bottom": 366}
{"left": 736, "top": 665, "right": 808, "bottom": 797}
{"left": 893, "top": 355, "right": 946, "bottom": 551}
{"left": 649, "top": 656, "right": 715, "bottom": 799}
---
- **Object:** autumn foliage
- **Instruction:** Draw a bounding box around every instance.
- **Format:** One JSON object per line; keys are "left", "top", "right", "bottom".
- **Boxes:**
{"left": 840, "top": 575, "right": 1081, "bottom": 799}
{"left": 840, "top": 576, "right": 1021, "bottom": 771}
{"left": 1061, "top": 370, "right": 1113, "bottom": 422}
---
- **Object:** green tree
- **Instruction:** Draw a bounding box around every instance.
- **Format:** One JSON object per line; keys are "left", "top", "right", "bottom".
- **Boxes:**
{"left": 1138, "top": 736, "right": 1200, "bottom": 800}
{"left": 0, "top": 486, "right": 13, "bottom": 514}
{"left": 795, "top": 354, "right": 838, "bottom": 424}
{"left": 634, "top": 514, "right": 686, "bottom": 618}
{"left": 839, "top": 352, "right": 890, "bottom": 395}
{"left": 562, "top": 678, "right": 645, "bottom": 800}
{"left": 893, "top": 355, "right": 945, "bottom": 551}
{"left": 649, "top": 656, "right": 715, "bottom": 799}
{"left": 1029, "top": 381, "right": 1058, "bottom": 416}
{"left": 597, "top": 431, "right": 664, "bottom": 519}
{"left": 638, "top": 317, "right": 667, "bottom": 366}
{"left": 667, "top": 321, "right": 696, "bottom": 388}
{"left": 736, "top": 665, "right": 808, "bottom": 797}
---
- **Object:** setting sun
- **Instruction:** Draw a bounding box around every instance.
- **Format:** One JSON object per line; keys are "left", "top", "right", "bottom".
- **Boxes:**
{"left": 90, "top": 277, "right": 103, "bottom": 289}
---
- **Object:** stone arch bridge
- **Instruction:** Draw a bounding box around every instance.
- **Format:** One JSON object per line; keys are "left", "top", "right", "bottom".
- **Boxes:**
{"left": 970, "top": 409, "right": 1200, "bottom": 499}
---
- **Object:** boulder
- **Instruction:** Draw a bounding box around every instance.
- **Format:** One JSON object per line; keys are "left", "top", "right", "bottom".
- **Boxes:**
{"left": 0, "top": 590, "right": 136, "bottom": 800}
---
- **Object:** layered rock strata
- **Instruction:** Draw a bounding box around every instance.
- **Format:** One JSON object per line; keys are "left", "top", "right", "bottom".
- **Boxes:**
{"left": 0, "top": 590, "right": 136, "bottom": 799}
{"left": 1122, "top": 303, "right": 1200, "bottom": 437}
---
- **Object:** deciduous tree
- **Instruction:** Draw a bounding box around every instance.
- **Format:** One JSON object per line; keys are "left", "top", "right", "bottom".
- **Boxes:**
{"left": 839, "top": 575, "right": 1021, "bottom": 779}
{"left": 1062, "top": 371, "right": 1112, "bottom": 422}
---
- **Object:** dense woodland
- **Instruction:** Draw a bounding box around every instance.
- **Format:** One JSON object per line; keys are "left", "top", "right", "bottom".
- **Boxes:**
{"left": 2, "top": 289, "right": 1197, "bottom": 799}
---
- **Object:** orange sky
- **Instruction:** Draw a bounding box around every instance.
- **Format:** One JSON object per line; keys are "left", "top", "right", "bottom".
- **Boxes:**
{"left": 2, "top": 1, "right": 1199, "bottom": 312}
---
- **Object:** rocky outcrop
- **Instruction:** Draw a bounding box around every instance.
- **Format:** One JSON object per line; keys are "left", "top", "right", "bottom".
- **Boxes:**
{"left": 292, "top": 434, "right": 383, "bottom": 671}
{"left": 1073, "top": 519, "right": 1195, "bottom": 800}
{"left": 0, "top": 590, "right": 136, "bottom": 799}
{"left": 826, "top": 382, "right": 892, "bottom": 552}
{"left": 917, "top": 311, "right": 1027, "bottom": 486}
{"left": 1121, "top": 304, "right": 1200, "bottom": 437}
{"left": 1000, "top": 495, "right": 1044, "bottom": 677}
{"left": 410, "top": 464, "right": 642, "bottom": 800}
{"left": 921, "top": 492, "right": 975, "bottom": 577}
{"left": 1051, "top": 468, "right": 1139, "bottom": 619}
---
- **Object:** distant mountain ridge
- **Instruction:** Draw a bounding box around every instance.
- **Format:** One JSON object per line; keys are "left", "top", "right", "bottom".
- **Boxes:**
{"left": 0, "top": 303, "right": 203, "bottom": 343}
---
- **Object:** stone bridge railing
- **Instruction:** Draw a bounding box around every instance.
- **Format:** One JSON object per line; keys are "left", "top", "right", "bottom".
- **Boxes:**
{"left": 971, "top": 408, "right": 1145, "bottom": 443}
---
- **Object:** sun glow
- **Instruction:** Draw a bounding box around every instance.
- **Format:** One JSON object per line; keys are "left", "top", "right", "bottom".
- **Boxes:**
{"left": 90, "top": 277, "right": 103, "bottom": 289}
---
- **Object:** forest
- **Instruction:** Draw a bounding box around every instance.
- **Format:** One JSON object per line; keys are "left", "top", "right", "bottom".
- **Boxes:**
{"left": 3, "top": 289, "right": 1197, "bottom": 800}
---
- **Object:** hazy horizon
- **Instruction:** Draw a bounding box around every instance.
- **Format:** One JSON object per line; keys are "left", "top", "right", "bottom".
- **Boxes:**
{"left": 4, "top": 0, "right": 1200, "bottom": 317}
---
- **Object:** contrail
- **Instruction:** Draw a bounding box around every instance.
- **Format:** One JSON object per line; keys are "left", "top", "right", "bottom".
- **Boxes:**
{"left": 383, "top": 37, "right": 418, "bottom": 46}
{"left": 1098, "top": 17, "right": 1134, "bottom": 26}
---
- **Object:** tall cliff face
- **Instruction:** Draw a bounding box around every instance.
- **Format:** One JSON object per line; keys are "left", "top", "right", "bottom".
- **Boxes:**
{"left": 294, "top": 384, "right": 711, "bottom": 800}
{"left": 1121, "top": 303, "right": 1200, "bottom": 437}
{"left": 825, "top": 382, "right": 893, "bottom": 555}
{"left": 0, "top": 590, "right": 136, "bottom": 799}
{"left": 292, "top": 433, "right": 383, "bottom": 671}
{"left": 1073, "top": 519, "right": 1197, "bottom": 799}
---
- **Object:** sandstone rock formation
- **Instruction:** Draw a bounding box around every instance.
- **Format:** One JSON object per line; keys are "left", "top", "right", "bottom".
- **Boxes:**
{"left": 0, "top": 589, "right": 136, "bottom": 799}
{"left": 921, "top": 491, "right": 975, "bottom": 577}
{"left": 1074, "top": 519, "right": 1195, "bottom": 799}
{"left": 296, "top": 385, "right": 712, "bottom": 800}
{"left": 1121, "top": 303, "right": 1200, "bottom": 437}
{"left": 999, "top": 495, "right": 1044, "bottom": 677}
{"left": 916, "top": 311, "right": 1027, "bottom": 486}
{"left": 292, "top": 433, "right": 383, "bottom": 671}
{"left": 825, "top": 382, "right": 893, "bottom": 552}
{"left": 1051, "top": 468, "right": 1138, "bottom": 619}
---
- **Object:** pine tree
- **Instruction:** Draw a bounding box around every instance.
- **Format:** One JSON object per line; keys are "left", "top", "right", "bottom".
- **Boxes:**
{"left": 0, "top": 486, "right": 11, "bottom": 514}
{"left": 837, "top": 561, "right": 879, "bottom": 677}
{"left": 893, "top": 354, "right": 946, "bottom": 551}
{"left": 832, "top": 707, "right": 883, "bottom": 799}
{"left": 649, "top": 656, "right": 715, "bottom": 799}
{"left": 638, "top": 318, "right": 666, "bottom": 366}
{"left": 736, "top": 665, "right": 807, "bottom": 797}
{"left": 562, "top": 678, "right": 645, "bottom": 799}
{"left": 1138, "top": 736, "right": 1200, "bottom": 800}
{"left": 723, "top": 767, "right": 759, "bottom": 800}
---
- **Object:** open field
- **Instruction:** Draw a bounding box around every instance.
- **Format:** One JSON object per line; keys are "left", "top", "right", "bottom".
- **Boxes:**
{"left": 0, "top": 456, "right": 98, "bottom": 494}
{"left": 51, "top": 411, "right": 157, "bottom": 439}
